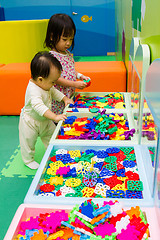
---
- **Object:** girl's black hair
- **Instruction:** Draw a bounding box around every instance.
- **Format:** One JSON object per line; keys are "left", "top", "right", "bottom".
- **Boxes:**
{"left": 31, "top": 51, "right": 62, "bottom": 80}
{"left": 44, "top": 13, "right": 76, "bottom": 51}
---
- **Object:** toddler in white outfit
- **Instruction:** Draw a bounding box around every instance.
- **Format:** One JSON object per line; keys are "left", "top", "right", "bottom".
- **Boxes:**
{"left": 19, "top": 51, "right": 74, "bottom": 169}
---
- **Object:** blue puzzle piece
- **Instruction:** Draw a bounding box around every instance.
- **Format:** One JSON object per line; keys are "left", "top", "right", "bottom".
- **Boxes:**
{"left": 96, "top": 150, "right": 109, "bottom": 158}
{"left": 64, "top": 116, "right": 77, "bottom": 124}
{"left": 116, "top": 169, "right": 125, "bottom": 177}
{"left": 123, "top": 160, "right": 136, "bottom": 168}
{"left": 69, "top": 103, "right": 74, "bottom": 107}
{"left": 106, "top": 147, "right": 120, "bottom": 154}
{"left": 99, "top": 168, "right": 115, "bottom": 177}
{"left": 93, "top": 204, "right": 110, "bottom": 217}
{"left": 72, "top": 108, "right": 79, "bottom": 112}
{"left": 80, "top": 202, "right": 94, "bottom": 218}
{"left": 85, "top": 149, "right": 97, "bottom": 155}
{"left": 94, "top": 162, "right": 103, "bottom": 170}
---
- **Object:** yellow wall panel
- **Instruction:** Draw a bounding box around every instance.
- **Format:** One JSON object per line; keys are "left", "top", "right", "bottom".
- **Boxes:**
{"left": 0, "top": 19, "right": 49, "bottom": 64}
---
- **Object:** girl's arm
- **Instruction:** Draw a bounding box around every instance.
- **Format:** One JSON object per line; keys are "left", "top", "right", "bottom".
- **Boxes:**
{"left": 56, "top": 76, "right": 87, "bottom": 89}
{"left": 75, "top": 71, "right": 90, "bottom": 81}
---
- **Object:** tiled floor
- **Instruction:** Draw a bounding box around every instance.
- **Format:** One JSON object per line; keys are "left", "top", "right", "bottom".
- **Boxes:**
{"left": 0, "top": 116, "right": 42, "bottom": 239}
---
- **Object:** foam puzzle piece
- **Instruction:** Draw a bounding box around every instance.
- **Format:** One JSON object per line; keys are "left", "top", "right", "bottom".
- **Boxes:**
{"left": 1, "top": 138, "right": 45, "bottom": 178}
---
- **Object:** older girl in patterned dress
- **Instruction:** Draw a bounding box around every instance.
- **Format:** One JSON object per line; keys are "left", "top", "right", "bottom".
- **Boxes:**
{"left": 44, "top": 13, "right": 90, "bottom": 114}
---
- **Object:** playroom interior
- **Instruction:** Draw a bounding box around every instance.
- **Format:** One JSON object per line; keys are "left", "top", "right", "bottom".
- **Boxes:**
{"left": 0, "top": 0, "right": 160, "bottom": 239}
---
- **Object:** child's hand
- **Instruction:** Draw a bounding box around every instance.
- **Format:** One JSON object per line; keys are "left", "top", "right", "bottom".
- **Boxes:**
{"left": 74, "top": 80, "right": 87, "bottom": 89}
{"left": 54, "top": 114, "right": 67, "bottom": 123}
{"left": 79, "top": 74, "right": 90, "bottom": 81}
{"left": 62, "top": 96, "right": 74, "bottom": 106}
{"left": 64, "top": 98, "right": 74, "bottom": 107}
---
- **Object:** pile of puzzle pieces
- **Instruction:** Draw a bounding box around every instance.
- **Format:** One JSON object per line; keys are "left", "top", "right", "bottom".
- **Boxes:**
{"left": 58, "top": 111, "right": 135, "bottom": 140}
{"left": 37, "top": 147, "right": 143, "bottom": 199}
{"left": 131, "top": 93, "right": 148, "bottom": 109}
{"left": 16, "top": 199, "right": 149, "bottom": 240}
{"left": 70, "top": 93, "right": 125, "bottom": 109}
{"left": 142, "top": 113, "right": 156, "bottom": 141}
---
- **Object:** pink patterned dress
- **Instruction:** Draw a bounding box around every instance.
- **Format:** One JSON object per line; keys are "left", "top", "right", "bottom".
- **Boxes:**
{"left": 50, "top": 50, "right": 76, "bottom": 114}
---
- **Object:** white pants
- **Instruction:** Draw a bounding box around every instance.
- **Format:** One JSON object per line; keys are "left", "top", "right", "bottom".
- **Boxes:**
{"left": 19, "top": 113, "right": 55, "bottom": 164}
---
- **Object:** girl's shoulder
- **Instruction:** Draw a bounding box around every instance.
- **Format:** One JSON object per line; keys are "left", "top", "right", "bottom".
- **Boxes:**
{"left": 66, "top": 50, "right": 74, "bottom": 59}
{"left": 49, "top": 50, "right": 59, "bottom": 57}
{"left": 65, "top": 50, "right": 72, "bottom": 56}
{"left": 50, "top": 50, "right": 72, "bottom": 57}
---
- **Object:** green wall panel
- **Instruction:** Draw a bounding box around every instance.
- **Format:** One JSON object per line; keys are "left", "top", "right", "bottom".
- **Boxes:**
{"left": 116, "top": 0, "right": 160, "bottom": 74}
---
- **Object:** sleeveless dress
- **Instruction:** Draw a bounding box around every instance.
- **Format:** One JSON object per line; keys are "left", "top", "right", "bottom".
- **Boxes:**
{"left": 50, "top": 50, "right": 76, "bottom": 114}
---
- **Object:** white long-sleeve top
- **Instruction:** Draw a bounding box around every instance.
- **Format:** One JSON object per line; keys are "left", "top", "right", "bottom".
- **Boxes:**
{"left": 21, "top": 80, "right": 65, "bottom": 121}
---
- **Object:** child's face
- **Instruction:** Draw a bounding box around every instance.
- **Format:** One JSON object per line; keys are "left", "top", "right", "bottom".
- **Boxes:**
{"left": 38, "top": 66, "right": 61, "bottom": 91}
{"left": 56, "top": 32, "right": 74, "bottom": 54}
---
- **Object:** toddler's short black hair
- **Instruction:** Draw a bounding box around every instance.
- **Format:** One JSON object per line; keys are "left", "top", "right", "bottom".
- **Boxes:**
{"left": 44, "top": 13, "right": 76, "bottom": 51}
{"left": 31, "top": 51, "right": 62, "bottom": 80}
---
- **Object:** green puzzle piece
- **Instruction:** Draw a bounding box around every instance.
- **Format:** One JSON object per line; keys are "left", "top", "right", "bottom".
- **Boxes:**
{"left": 127, "top": 180, "right": 143, "bottom": 191}
{"left": 1, "top": 138, "right": 45, "bottom": 178}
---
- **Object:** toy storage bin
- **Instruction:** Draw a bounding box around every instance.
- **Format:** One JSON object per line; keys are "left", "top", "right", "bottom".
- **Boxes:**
{"left": 24, "top": 143, "right": 154, "bottom": 207}
{"left": 65, "top": 92, "right": 131, "bottom": 113}
{"left": 3, "top": 203, "right": 160, "bottom": 240}
{"left": 3, "top": 203, "right": 72, "bottom": 240}
{"left": 49, "top": 111, "right": 138, "bottom": 145}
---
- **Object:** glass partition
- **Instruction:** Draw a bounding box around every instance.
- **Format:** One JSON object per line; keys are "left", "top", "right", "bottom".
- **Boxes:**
{"left": 145, "top": 59, "right": 160, "bottom": 225}
{"left": 128, "top": 37, "right": 139, "bottom": 92}
{"left": 128, "top": 43, "right": 159, "bottom": 201}
{"left": 129, "top": 44, "right": 150, "bottom": 143}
